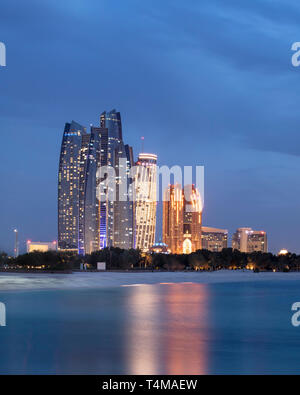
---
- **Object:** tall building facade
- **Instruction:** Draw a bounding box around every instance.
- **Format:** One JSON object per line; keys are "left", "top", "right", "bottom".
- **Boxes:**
{"left": 80, "top": 130, "right": 102, "bottom": 254}
{"left": 58, "top": 121, "right": 86, "bottom": 251}
{"left": 96, "top": 110, "right": 134, "bottom": 250}
{"left": 232, "top": 227, "right": 268, "bottom": 253}
{"left": 202, "top": 227, "right": 228, "bottom": 252}
{"left": 135, "top": 153, "right": 158, "bottom": 252}
{"left": 58, "top": 111, "right": 134, "bottom": 254}
{"left": 163, "top": 184, "right": 202, "bottom": 254}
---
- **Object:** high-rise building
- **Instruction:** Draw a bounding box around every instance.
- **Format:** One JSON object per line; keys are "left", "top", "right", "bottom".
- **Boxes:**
{"left": 78, "top": 133, "right": 92, "bottom": 254}
{"left": 201, "top": 227, "right": 228, "bottom": 252}
{"left": 80, "top": 130, "right": 102, "bottom": 255}
{"left": 96, "top": 110, "right": 134, "bottom": 250}
{"left": 135, "top": 153, "right": 158, "bottom": 252}
{"left": 58, "top": 121, "right": 86, "bottom": 252}
{"left": 232, "top": 227, "right": 268, "bottom": 253}
{"left": 58, "top": 111, "right": 134, "bottom": 255}
{"left": 163, "top": 184, "right": 202, "bottom": 254}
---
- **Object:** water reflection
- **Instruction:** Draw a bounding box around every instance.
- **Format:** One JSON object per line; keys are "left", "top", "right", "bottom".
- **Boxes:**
{"left": 125, "top": 284, "right": 211, "bottom": 375}
{"left": 1, "top": 281, "right": 298, "bottom": 374}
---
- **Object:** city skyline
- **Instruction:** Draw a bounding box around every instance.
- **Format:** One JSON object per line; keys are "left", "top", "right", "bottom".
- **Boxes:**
{"left": 0, "top": 107, "right": 283, "bottom": 255}
{"left": 1, "top": 0, "right": 300, "bottom": 254}
{"left": 25, "top": 111, "right": 271, "bottom": 256}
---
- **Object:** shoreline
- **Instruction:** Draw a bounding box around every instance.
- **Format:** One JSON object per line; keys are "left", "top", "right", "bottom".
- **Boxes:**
{"left": 0, "top": 268, "right": 298, "bottom": 274}
{"left": 1, "top": 270, "right": 300, "bottom": 292}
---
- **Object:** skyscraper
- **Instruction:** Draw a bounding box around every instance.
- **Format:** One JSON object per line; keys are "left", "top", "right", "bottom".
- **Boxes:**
{"left": 96, "top": 110, "right": 134, "bottom": 250}
{"left": 135, "top": 153, "right": 158, "bottom": 252}
{"left": 58, "top": 121, "right": 86, "bottom": 252}
{"left": 80, "top": 130, "right": 102, "bottom": 255}
{"left": 201, "top": 226, "right": 228, "bottom": 252}
{"left": 163, "top": 184, "right": 203, "bottom": 254}
{"left": 232, "top": 227, "right": 268, "bottom": 253}
{"left": 64, "top": 110, "right": 134, "bottom": 255}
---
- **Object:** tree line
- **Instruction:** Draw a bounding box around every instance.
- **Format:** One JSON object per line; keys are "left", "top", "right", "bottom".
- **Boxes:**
{"left": 0, "top": 248, "right": 299, "bottom": 272}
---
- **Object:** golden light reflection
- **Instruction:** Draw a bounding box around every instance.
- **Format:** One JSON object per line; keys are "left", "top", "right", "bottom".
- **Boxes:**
{"left": 126, "top": 286, "right": 160, "bottom": 375}
{"left": 125, "top": 284, "right": 210, "bottom": 375}
{"left": 164, "top": 284, "right": 210, "bottom": 375}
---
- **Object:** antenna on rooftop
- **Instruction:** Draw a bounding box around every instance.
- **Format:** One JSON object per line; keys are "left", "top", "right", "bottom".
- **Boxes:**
{"left": 141, "top": 136, "right": 145, "bottom": 153}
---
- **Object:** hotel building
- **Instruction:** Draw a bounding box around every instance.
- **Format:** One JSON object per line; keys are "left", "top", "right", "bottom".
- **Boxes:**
{"left": 232, "top": 227, "right": 268, "bottom": 253}
{"left": 201, "top": 227, "right": 228, "bottom": 252}
{"left": 58, "top": 111, "right": 134, "bottom": 254}
{"left": 134, "top": 153, "right": 158, "bottom": 252}
{"left": 163, "top": 184, "right": 203, "bottom": 254}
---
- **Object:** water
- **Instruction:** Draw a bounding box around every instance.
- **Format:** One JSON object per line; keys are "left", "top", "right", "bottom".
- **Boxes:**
{"left": 0, "top": 280, "right": 300, "bottom": 374}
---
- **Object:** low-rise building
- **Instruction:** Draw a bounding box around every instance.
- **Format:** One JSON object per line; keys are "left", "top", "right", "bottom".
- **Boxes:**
{"left": 232, "top": 228, "right": 267, "bottom": 253}
{"left": 201, "top": 227, "right": 228, "bottom": 252}
{"left": 27, "top": 241, "right": 57, "bottom": 253}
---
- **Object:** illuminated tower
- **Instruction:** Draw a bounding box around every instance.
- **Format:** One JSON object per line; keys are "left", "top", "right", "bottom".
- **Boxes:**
{"left": 59, "top": 112, "right": 134, "bottom": 255}
{"left": 58, "top": 121, "right": 86, "bottom": 251}
{"left": 163, "top": 185, "right": 202, "bottom": 254}
{"left": 78, "top": 133, "right": 92, "bottom": 254}
{"left": 135, "top": 153, "right": 158, "bottom": 251}
{"left": 96, "top": 110, "right": 134, "bottom": 250}
{"left": 80, "top": 130, "right": 102, "bottom": 255}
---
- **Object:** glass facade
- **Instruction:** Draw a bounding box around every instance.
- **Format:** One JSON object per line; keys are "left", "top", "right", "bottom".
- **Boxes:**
{"left": 59, "top": 110, "right": 134, "bottom": 255}
{"left": 97, "top": 110, "right": 134, "bottom": 250}
{"left": 58, "top": 121, "right": 86, "bottom": 251}
{"left": 81, "top": 130, "right": 102, "bottom": 255}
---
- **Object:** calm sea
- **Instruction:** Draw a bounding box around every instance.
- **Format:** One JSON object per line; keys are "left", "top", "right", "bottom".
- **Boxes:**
{"left": 0, "top": 281, "right": 299, "bottom": 374}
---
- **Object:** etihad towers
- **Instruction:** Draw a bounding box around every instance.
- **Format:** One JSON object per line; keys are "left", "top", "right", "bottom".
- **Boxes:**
{"left": 58, "top": 110, "right": 134, "bottom": 254}
{"left": 95, "top": 110, "right": 134, "bottom": 251}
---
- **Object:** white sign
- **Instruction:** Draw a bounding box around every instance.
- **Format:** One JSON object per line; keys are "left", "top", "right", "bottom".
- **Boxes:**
{"left": 97, "top": 262, "right": 106, "bottom": 271}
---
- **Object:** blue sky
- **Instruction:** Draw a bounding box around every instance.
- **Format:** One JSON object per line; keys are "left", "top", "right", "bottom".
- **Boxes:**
{"left": 0, "top": 0, "right": 300, "bottom": 254}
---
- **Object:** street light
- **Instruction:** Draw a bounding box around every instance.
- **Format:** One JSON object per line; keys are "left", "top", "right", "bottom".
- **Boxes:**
{"left": 14, "top": 229, "right": 19, "bottom": 258}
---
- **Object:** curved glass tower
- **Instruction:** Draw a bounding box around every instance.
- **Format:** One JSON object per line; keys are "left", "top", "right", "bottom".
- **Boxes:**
{"left": 97, "top": 110, "right": 134, "bottom": 250}
{"left": 58, "top": 111, "right": 134, "bottom": 255}
{"left": 58, "top": 121, "right": 86, "bottom": 251}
